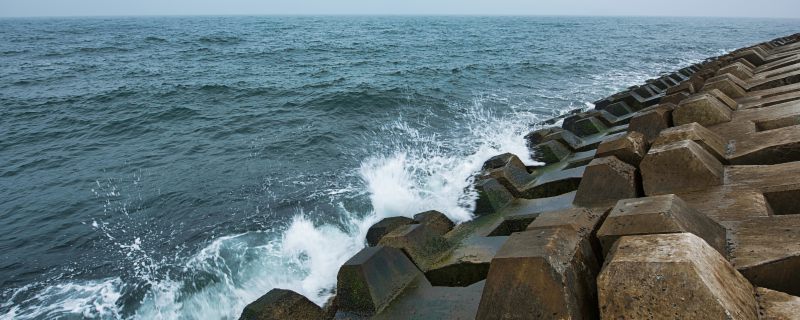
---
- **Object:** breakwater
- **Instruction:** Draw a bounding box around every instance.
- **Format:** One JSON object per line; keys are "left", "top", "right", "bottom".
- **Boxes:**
{"left": 242, "top": 33, "right": 800, "bottom": 319}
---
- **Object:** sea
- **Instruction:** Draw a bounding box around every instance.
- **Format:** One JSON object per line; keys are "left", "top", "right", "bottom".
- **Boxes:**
{"left": 1, "top": 15, "right": 799, "bottom": 319}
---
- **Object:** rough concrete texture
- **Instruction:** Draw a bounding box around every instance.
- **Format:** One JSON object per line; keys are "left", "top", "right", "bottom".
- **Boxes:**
{"left": 597, "top": 233, "right": 759, "bottom": 320}
{"left": 366, "top": 216, "right": 415, "bottom": 247}
{"left": 595, "top": 131, "right": 648, "bottom": 166}
{"left": 674, "top": 92, "right": 733, "bottom": 126}
{"left": 335, "top": 246, "right": 422, "bottom": 317}
{"left": 476, "top": 227, "right": 599, "bottom": 320}
{"left": 640, "top": 140, "right": 724, "bottom": 195}
{"left": 627, "top": 103, "right": 674, "bottom": 143}
{"left": 756, "top": 287, "right": 800, "bottom": 320}
{"left": 413, "top": 210, "right": 455, "bottom": 237}
{"left": 728, "top": 216, "right": 800, "bottom": 296}
{"left": 596, "top": 194, "right": 727, "bottom": 257}
{"left": 573, "top": 156, "right": 640, "bottom": 207}
{"left": 240, "top": 289, "right": 325, "bottom": 320}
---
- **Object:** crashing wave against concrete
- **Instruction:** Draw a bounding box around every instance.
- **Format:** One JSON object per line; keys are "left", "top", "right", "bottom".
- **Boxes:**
{"left": 240, "top": 33, "right": 800, "bottom": 320}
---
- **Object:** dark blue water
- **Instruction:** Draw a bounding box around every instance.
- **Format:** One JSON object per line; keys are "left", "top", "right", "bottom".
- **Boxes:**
{"left": 1, "top": 15, "right": 798, "bottom": 319}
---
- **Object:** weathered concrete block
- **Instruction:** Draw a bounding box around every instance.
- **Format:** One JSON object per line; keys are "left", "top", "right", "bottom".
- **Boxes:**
{"left": 425, "top": 236, "right": 506, "bottom": 287}
{"left": 372, "top": 277, "right": 485, "bottom": 319}
{"left": 674, "top": 92, "right": 733, "bottom": 127}
{"left": 666, "top": 80, "right": 695, "bottom": 95}
{"left": 729, "top": 216, "right": 800, "bottom": 296}
{"left": 597, "top": 233, "right": 759, "bottom": 320}
{"left": 735, "top": 58, "right": 757, "bottom": 70}
{"left": 527, "top": 207, "right": 610, "bottom": 259}
{"left": 476, "top": 227, "right": 599, "bottom": 319}
{"left": 603, "top": 101, "right": 634, "bottom": 117}
{"left": 531, "top": 140, "right": 571, "bottom": 165}
{"left": 702, "top": 74, "right": 748, "bottom": 98}
{"left": 474, "top": 178, "right": 514, "bottom": 215}
{"left": 706, "top": 88, "right": 739, "bottom": 110}
{"left": 413, "top": 210, "right": 454, "bottom": 237}
{"left": 756, "top": 287, "right": 800, "bottom": 320}
{"left": 640, "top": 140, "right": 724, "bottom": 195}
{"left": 660, "top": 91, "right": 690, "bottom": 105}
{"left": 524, "top": 127, "right": 561, "bottom": 146}
{"left": 240, "top": 288, "right": 325, "bottom": 320}
{"left": 628, "top": 104, "right": 674, "bottom": 143}
{"left": 481, "top": 152, "right": 525, "bottom": 171}
{"left": 336, "top": 246, "right": 422, "bottom": 316}
{"left": 564, "top": 115, "right": 606, "bottom": 137}
{"left": 366, "top": 216, "right": 414, "bottom": 247}
{"left": 481, "top": 153, "right": 533, "bottom": 196}
{"left": 729, "top": 124, "right": 800, "bottom": 165}
{"left": 718, "top": 61, "right": 754, "bottom": 80}
{"left": 379, "top": 224, "right": 450, "bottom": 268}
{"left": 523, "top": 166, "right": 584, "bottom": 199}
{"left": 734, "top": 48, "right": 767, "bottom": 66}
{"left": 652, "top": 122, "right": 728, "bottom": 163}
{"left": 574, "top": 156, "right": 640, "bottom": 207}
{"left": 595, "top": 131, "right": 648, "bottom": 167}
{"left": 596, "top": 194, "right": 727, "bottom": 257}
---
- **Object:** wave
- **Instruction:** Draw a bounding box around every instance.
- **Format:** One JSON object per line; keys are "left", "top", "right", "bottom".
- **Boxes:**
{"left": 1, "top": 93, "right": 544, "bottom": 320}
{"left": 197, "top": 36, "right": 242, "bottom": 45}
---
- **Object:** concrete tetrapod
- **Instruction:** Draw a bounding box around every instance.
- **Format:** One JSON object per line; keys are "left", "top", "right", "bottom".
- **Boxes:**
{"left": 597, "top": 233, "right": 759, "bottom": 320}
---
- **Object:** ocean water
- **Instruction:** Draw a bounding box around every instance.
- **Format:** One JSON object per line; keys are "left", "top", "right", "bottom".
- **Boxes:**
{"left": 1, "top": 15, "right": 798, "bottom": 319}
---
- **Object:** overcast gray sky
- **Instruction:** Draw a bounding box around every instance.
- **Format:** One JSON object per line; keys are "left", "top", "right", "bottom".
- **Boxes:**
{"left": 2, "top": 0, "right": 800, "bottom": 18}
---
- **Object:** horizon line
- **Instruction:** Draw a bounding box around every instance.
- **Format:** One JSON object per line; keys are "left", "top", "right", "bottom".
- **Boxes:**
{"left": 2, "top": 13, "right": 800, "bottom": 19}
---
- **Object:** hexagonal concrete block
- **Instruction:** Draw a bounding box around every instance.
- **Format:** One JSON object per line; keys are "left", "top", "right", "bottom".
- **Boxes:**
{"left": 652, "top": 122, "right": 727, "bottom": 163}
{"left": 366, "top": 216, "right": 415, "bottom": 247}
{"left": 640, "top": 140, "right": 724, "bottom": 195}
{"left": 474, "top": 178, "right": 514, "bottom": 215}
{"left": 481, "top": 153, "right": 534, "bottom": 196}
{"left": 574, "top": 156, "right": 640, "bottom": 207}
{"left": 628, "top": 103, "right": 674, "bottom": 143}
{"left": 336, "top": 246, "right": 422, "bottom": 316}
{"left": 706, "top": 88, "right": 738, "bottom": 110}
{"left": 674, "top": 93, "right": 733, "bottom": 127}
{"left": 717, "top": 61, "right": 754, "bottom": 80}
{"left": 413, "top": 210, "right": 454, "bottom": 237}
{"left": 595, "top": 131, "right": 648, "bottom": 167}
{"left": 729, "top": 216, "right": 800, "bottom": 296}
{"left": 531, "top": 140, "right": 572, "bottom": 165}
{"left": 240, "top": 288, "right": 325, "bottom": 320}
{"left": 756, "top": 287, "right": 800, "bottom": 320}
{"left": 379, "top": 224, "right": 450, "bottom": 269}
{"left": 596, "top": 194, "right": 727, "bottom": 257}
{"left": 702, "top": 74, "right": 748, "bottom": 98}
{"left": 564, "top": 114, "right": 607, "bottom": 137}
{"left": 734, "top": 48, "right": 767, "bottom": 66}
{"left": 476, "top": 227, "right": 599, "bottom": 320}
{"left": 597, "top": 233, "right": 759, "bottom": 320}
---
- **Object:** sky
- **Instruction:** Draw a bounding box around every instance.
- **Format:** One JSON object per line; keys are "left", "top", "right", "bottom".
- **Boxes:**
{"left": 1, "top": 0, "right": 800, "bottom": 18}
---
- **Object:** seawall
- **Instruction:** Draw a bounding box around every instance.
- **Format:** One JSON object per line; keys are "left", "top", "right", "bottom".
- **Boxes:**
{"left": 242, "top": 32, "right": 800, "bottom": 319}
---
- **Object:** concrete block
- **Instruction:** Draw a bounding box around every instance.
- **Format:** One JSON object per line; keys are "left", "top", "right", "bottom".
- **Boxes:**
{"left": 425, "top": 236, "right": 506, "bottom": 287}
{"left": 366, "top": 216, "right": 415, "bottom": 247}
{"left": 595, "top": 131, "right": 648, "bottom": 167}
{"left": 531, "top": 140, "right": 571, "bottom": 165}
{"left": 481, "top": 153, "right": 534, "bottom": 196}
{"left": 756, "top": 287, "right": 800, "bottom": 320}
{"left": 240, "top": 289, "right": 325, "bottom": 320}
{"left": 563, "top": 114, "right": 607, "bottom": 137}
{"left": 652, "top": 122, "right": 728, "bottom": 163}
{"left": 574, "top": 156, "right": 640, "bottom": 207}
{"left": 628, "top": 103, "right": 674, "bottom": 143}
{"left": 474, "top": 178, "right": 514, "bottom": 215}
{"left": 596, "top": 194, "right": 727, "bottom": 257}
{"left": 674, "top": 92, "right": 733, "bottom": 127}
{"left": 336, "top": 246, "right": 422, "bottom": 316}
{"left": 597, "top": 233, "right": 759, "bottom": 320}
{"left": 729, "top": 216, "right": 800, "bottom": 296}
{"left": 379, "top": 224, "right": 450, "bottom": 269}
{"left": 640, "top": 140, "right": 724, "bottom": 195}
{"left": 718, "top": 61, "right": 754, "bottom": 80}
{"left": 413, "top": 210, "right": 454, "bottom": 237}
{"left": 702, "top": 74, "right": 748, "bottom": 98}
{"left": 476, "top": 227, "right": 599, "bottom": 319}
